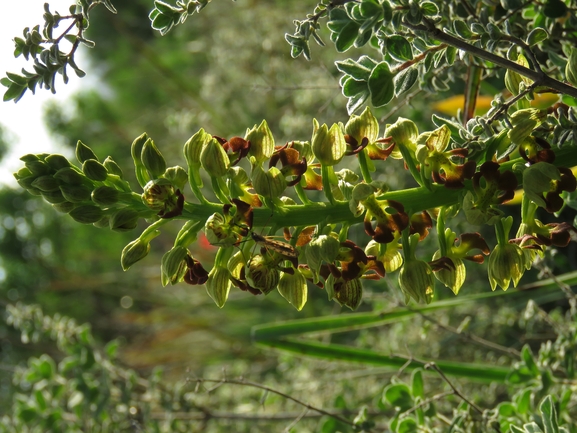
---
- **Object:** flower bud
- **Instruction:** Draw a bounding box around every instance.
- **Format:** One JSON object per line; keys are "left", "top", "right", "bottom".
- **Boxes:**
{"left": 45, "top": 154, "right": 71, "bottom": 171}
{"left": 60, "top": 184, "right": 92, "bottom": 203}
{"left": 184, "top": 128, "right": 210, "bottom": 166}
{"left": 142, "top": 179, "right": 175, "bottom": 211}
{"left": 109, "top": 208, "right": 140, "bottom": 232}
{"left": 31, "top": 175, "right": 60, "bottom": 192}
{"left": 352, "top": 183, "right": 374, "bottom": 202}
{"left": 245, "top": 119, "right": 275, "bottom": 163}
{"left": 278, "top": 270, "right": 307, "bottom": 311}
{"left": 365, "top": 239, "right": 403, "bottom": 273}
{"left": 163, "top": 166, "right": 188, "bottom": 191}
{"left": 311, "top": 122, "right": 346, "bottom": 166}
{"left": 345, "top": 106, "right": 379, "bottom": 144}
{"left": 131, "top": 133, "right": 151, "bottom": 187}
{"left": 76, "top": 140, "right": 99, "bottom": 163}
{"left": 82, "top": 159, "right": 108, "bottom": 182}
{"left": 304, "top": 234, "right": 340, "bottom": 276}
{"left": 251, "top": 165, "right": 287, "bottom": 198}
{"left": 91, "top": 185, "right": 120, "bottom": 206}
{"left": 52, "top": 202, "right": 76, "bottom": 214}
{"left": 41, "top": 189, "right": 67, "bottom": 204}
{"left": 103, "top": 156, "right": 124, "bottom": 178}
{"left": 161, "top": 246, "right": 189, "bottom": 286}
{"left": 326, "top": 275, "right": 363, "bottom": 310}
{"left": 201, "top": 137, "right": 229, "bottom": 177}
{"left": 25, "top": 160, "right": 50, "bottom": 176}
{"left": 385, "top": 118, "right": 419, "bottom": 159}
{"left": 488, "top": 242, "right": 526, "bottom": 291}
{"left": 246, "top": 255, "right": 280, "bottom": 295}
{"left": 141, "top": 138, "right": 167, "bottom": 179}
{"left": 69, "top": 205, "right": 104, "bottom": 224}
{"left": 398, "top": 259, "right": 434, "bottom": 304}
{"left": 20, "top": 154, "right": 39, "bottom": 163}
{"left": 432, "top": 253, "right": 466, "bottom": 295}
{"left": 204, "top": 212, "right": 239, "bottom": 246}
{"left": 121, "top": 238, "right": 151, "bottom": 271}
{"left": 206, "top": 266, "right": 232, "bottom": 308}
{"left": 523, "top": 162, "right": 560, "bottom": 209}
{"left": 54, "top": 167, "right": 85, "bottom": 185}
{"left": 93, "top": 216, "right": 110, "bottom": 229}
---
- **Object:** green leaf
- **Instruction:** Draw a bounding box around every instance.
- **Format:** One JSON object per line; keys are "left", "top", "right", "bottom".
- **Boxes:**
{"left": 151, "top": 13, "right": 174, "bottom": 32}
{"left": 521, "top": 345, "right": 540, "bottom": 377}
{"left": 453, "top": 20, "right": 473, "bottom": 38}
{"left": 386, "top": 35, "right": 413, "bottom": 61}
{"left": 335, "top": 56, "right": 376, "bottom": 81}
{"left": 383, "top": 383, "right": 413, "bottom": 411}
{"left": 526, "top": 28, "right": 548, "bottom": 46}
{"left": 154, "top": 0, "right": 180, "bottom": 14}
{"left": 355, "top": 28, "right": 373, "bottom": 48}
{"left": 394, "top": 67, "right": 418, "bottom": 96}
{"left": 6, "top": 72, "right": 27, "bottom": 85}
{"left": 543, "top": 0, "right": 568, "bottom": 18}
{"left": 540, "top": 395, "right": 559, "bottom": 433}
{"left": 397, "top": 417, "right": 418, "bottom": 433}
{"left": 346, "top": 88, "right": 370, "bottom": 114}
{"left": 360, "top": 0, "right": 382, "bottom": 18}
{"left": 411, "top": 369, "right": 424, "bottom": 398}
{"left": 445, "top": 46, "right": 457, "bottom": 65}
{"left": 368, "top": 62, "right": 395, "bottom": 107}
{"left": 342, "top": 77, "right": 368, "bottom": 97}
{"left": 420, "top": 2, "right": 439, "bottom": 16}
{"left": 335, "top": 21, "right": 360, "bottom": 52}
{"left": 3, "top": 83, "right": 27, "bottom": 102}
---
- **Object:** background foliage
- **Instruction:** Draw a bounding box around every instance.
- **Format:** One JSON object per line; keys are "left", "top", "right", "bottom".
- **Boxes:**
{"left": 1, "top": 0, "right": 577, "bottom": 431}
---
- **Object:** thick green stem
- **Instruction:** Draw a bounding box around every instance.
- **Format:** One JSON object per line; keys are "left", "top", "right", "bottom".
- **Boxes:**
{"left": 437, "top": 208, "right": 447, "bottom": 257}
{"left": 321, "top": 164, "right": 337, "bottom": 205}
{"left": 358, "top": 149, "right": 373, "bottom": 183}
{"left": 176, "top": 147, "right": 577, "bottom": 231}
{"left": 494, "top": 218, "right": 507, "bottom": 246}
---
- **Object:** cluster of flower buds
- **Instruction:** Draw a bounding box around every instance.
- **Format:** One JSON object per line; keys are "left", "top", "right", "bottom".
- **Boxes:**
{"left": 14, "top": 106, "right": 577, "bottom": 310}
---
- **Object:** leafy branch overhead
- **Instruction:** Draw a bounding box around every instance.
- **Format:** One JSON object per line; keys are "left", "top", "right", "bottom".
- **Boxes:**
{"left": 1, "top": 1, "right": 117, "bottom": 102}
{"left": 6, "top": 0, "right": 577, "bottom": 312}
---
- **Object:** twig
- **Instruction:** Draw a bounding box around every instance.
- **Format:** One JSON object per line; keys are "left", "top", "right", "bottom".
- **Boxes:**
{"left": 412, "top": 309, "right": 521, "bottom": 358}
{"left": 423, "top": 362, "right": 484, "bottom": 415}
{"left": 398, "top": 390, "right": 453, "bottom": 420}
{"left": 283, "top": 408, "right": 309, "bottom": 432}
{"left": 401, "top": 20, "right": 577, "bottom": 99}
{"left": 486, "top": 81, "right": 538, "bottom": 123}
{"left": 188, "top": 377, "right": 359, "bottom": 428}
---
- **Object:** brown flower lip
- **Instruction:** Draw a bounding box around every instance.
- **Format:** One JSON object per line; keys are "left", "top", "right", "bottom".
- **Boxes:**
{"left": 269, "top": 144, "right": 307, "bottom": 187}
